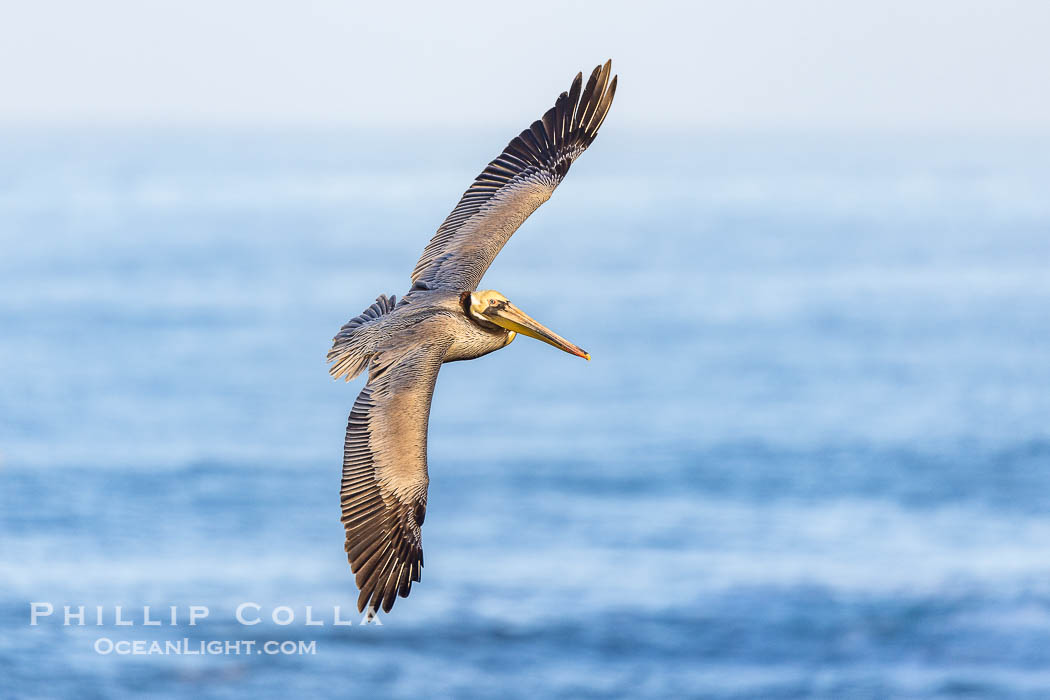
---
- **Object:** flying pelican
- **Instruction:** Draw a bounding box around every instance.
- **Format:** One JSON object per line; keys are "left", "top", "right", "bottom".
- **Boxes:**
{"left": 327, "top": 61, "right": 617, "bottom": 614}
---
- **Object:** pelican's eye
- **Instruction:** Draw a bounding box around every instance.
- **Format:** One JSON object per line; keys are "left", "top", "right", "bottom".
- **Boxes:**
{"left": 489, "top": 299, "right": 497, "bottom": 306}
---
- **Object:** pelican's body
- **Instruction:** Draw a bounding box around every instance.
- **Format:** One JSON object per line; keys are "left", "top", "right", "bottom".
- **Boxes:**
{"left": 331, "top": 290, "right": 514, "bottom": 376}
{"left": 328, "top": 61, "right": 617, "bottom": 614}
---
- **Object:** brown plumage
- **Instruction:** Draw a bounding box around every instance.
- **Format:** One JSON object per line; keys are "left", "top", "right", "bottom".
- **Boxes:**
{"left": 328, "top": 61, "right": 617, "bottom": 615}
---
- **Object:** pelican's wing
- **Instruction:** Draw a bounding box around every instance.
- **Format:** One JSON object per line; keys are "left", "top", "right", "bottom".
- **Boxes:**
{"left": 411, "top": 60, "right": 618, "bottom": 291}
{"left": 341, "top": 338, "right": 451, "bottom": 614}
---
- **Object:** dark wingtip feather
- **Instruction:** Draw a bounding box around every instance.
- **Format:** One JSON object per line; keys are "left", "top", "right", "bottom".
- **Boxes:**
{"left": 567, "top": 72, "right": 583, "bottom": 126}
{"left": 553, "top": 91, "right": 569, "bottom": 148}
{"left": 589, "top": 74, "right": 617, "bottom": 137}
{"left": 570, "top": 71, "right": 583, "bottom": 97}
{"left": 357, "top": 587, "right": 372, "bottom": 613}
{"left": 577, "top": 66, "right": 601, "bottom": 130}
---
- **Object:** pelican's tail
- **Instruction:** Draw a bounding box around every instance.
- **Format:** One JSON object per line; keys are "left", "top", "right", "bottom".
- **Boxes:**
{"left": 328, "top": 294, "right": 397, "bottom": 381}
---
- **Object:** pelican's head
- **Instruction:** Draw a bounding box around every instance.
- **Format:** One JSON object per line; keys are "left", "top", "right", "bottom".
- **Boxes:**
{"left": 467, "top": 290, "right": 590, "bottom": 360}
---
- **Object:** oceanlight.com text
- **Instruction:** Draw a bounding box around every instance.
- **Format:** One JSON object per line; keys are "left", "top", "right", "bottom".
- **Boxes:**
{"left": 93, "top": 638, "right": 317, "bottom": 656}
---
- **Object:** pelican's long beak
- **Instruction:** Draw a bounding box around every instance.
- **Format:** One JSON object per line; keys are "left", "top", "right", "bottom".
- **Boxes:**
{"left": 483, "top": 302, "right": 590, "bottom": 360}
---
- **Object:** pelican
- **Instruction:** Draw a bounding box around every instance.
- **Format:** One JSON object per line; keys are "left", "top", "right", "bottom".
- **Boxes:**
{"left": 327, "top": 61, "right": 617, "bottom": 614}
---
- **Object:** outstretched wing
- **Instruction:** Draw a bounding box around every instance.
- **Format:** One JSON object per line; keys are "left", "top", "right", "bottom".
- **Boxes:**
{"left": 411, "top": 60, "right": 618, "bottom": 291}
{"left": 340, "top": 339, "right": 450, "bottom": 614}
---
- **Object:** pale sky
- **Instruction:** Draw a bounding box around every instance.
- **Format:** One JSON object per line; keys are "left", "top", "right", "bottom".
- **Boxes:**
{"left": 1, "top": 0, "right": 1048, "bottom": 129}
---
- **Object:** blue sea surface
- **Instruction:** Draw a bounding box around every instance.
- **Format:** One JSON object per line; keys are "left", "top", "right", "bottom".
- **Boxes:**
{"left": 1, "top": 127, "right": 1049, "bottom": 698}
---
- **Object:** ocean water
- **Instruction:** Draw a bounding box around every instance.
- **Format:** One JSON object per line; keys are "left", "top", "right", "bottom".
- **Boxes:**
{"left": 1, "top": 126, "right": 1049, "bottom": 698}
